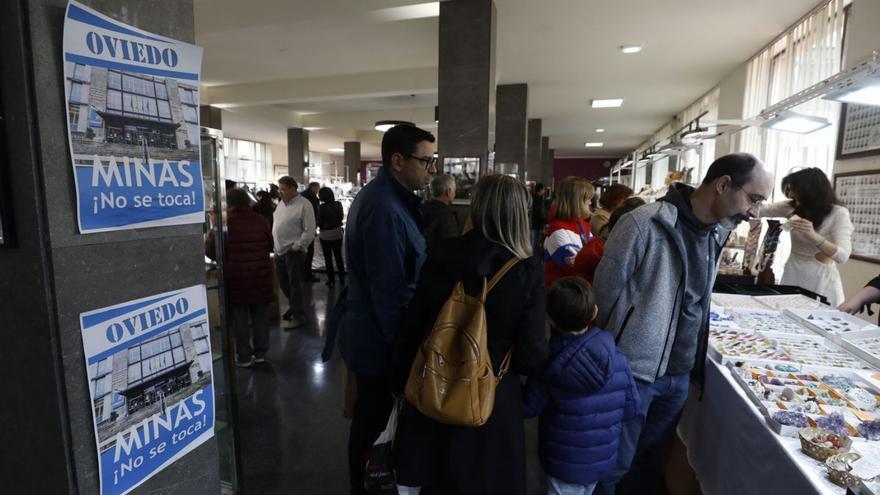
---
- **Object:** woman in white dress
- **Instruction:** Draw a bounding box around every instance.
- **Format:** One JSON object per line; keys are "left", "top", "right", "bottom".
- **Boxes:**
{"left": 760, "top": 168, "right": 854, "bottom": 306}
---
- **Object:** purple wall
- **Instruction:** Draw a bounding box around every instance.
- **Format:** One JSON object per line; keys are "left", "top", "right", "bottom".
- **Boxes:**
{"left": 553, "top": 157, "right": 617, "bottom": 185}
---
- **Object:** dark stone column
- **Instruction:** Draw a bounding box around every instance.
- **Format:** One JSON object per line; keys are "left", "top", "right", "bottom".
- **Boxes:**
{"left": 542, "top": 137, "right": 555, "bottom": 187}
{"left": 0, "top": 0, "right": 218, "bottom": 493}
{"left": 527, "top": 119, "right": 542, "bottom": 183}
{"left": 494, "top": 83, "right": 528, "bottom": 180}
{"left": 287, "top": 127, "right": 309, "bottom": 183}
{"left": 199, "top": 105, "right": 222, "bottom": 130}
{"left": 438, "top": 0, "right": 495, "bottom": 175}
{"left": 344, "top": 141, "right": 361, "bottom": 185}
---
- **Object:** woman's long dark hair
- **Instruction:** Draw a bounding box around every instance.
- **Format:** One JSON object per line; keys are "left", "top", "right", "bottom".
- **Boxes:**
{"left": 782, "top": 168, "right": 839, "bottom": 228}
{"left": 318, "top": 186, "right": 335, "bottom": 203}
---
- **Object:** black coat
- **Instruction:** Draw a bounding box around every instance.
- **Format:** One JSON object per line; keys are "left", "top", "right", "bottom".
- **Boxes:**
{"left": 391, "top": 231, "right": 548, "bottom": 495}
{"left": 420, "top": 199, "right": 460, "bottom": 252}
{"left": 317, "top": 201, "right": 344, "bottom": 231}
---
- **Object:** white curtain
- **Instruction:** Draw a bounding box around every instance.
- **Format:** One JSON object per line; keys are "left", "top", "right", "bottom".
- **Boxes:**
{"left": 739, "top": 0, "right": 848, "bottom": 200}
{"left": 223, "top": 138, "right": 273, "bottom": 190}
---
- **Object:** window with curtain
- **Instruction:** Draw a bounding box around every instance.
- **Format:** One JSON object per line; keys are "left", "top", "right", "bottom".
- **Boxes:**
{"left": 739, "top": 0, "right": 848, "bottom": 200}
{"left": 223, "top": 138, "right": 274, "bottom": 187}
{"left": 679, "top": 87, "right": 720, "bottom": 183}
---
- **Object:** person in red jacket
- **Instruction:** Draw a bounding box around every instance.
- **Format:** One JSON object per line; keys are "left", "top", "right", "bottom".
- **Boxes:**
{"left": 209, "top": 188, "right": 275, "bottom": 367}
{"left": 580, "top": 196, "right": 647, "bottom": 283}
{"left": 543, "top": 177, "right": 595, "bottom": 287}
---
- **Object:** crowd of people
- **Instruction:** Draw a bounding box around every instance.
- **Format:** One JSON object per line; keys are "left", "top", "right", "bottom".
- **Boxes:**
{"left": 213, "top": 123, "right": 879, "bottom": 495}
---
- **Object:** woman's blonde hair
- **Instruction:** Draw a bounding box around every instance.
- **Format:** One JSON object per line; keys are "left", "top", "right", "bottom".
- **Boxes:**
{"left": 555, "top": 176, "right": 595, "bottom": 220}
{"left": 470, "top": 174, "right": 532, "bottom": 258}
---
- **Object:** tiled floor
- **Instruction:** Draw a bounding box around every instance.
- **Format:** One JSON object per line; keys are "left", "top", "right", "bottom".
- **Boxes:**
{"left": 233, "top": 277, "right": 544, "bottom": 494}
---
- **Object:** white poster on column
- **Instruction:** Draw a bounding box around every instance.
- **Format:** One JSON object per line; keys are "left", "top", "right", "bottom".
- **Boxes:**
{"left": 79, "top": 285, "right": 215, "bottom": 495}
{"left": 63, "top": 0, "right": 205, "bottom": 233}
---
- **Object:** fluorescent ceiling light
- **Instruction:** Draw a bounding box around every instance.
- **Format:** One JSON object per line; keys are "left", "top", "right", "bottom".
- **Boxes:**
{"left": 328, "top": 148, "right": 344, "bottom": 153}
{"left": 584, "top": 142, "right": 604, "bottom": 147}
{"left": 824, "top": 84, "right": 880, "bottom": 105}
{"left": 595, "top": 128, "right": 605, "bottom": 133}
{"left": 374, "top": 120, "right": 414, "bottom": 132}
{"left": 620, "top": 45, "right": 642, "bottom": 54}
{"left": 591, "top": 98, "right": 624, "bottom": 108}
{"left": 369, "top": 2, "right": 440, "bottom": 22}
{"left": 761, "top": 111, "right": 831, "bottom": 134}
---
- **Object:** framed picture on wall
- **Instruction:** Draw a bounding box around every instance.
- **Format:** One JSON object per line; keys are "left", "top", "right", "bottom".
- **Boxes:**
{"left": 834, "top": 169, "right": 880, "bottom": 263}
{"left": 836, "top": 103, "right": 880, "bottom": 159}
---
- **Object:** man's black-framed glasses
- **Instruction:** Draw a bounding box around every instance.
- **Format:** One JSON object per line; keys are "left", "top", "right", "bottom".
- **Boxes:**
{"left": 403, "top": 153, "right": 437, "bottom": 168}
{"left": 728, "top": 177, "right": 766, "bottom": 207}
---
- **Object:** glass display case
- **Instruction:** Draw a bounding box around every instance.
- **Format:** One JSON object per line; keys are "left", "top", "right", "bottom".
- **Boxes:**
{"left": 201, "top": 127, "right": 244, "bottom": 494}
{"left": 443, "top": 156, "right": 480, "bottom": 200}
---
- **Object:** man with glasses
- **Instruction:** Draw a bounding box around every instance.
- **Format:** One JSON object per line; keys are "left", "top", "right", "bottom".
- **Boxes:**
{"left": 336, "top": 124, "right": 436, "bottom": 494}
{"left": 593, "top": 153, "right": 773, "bottom": 495}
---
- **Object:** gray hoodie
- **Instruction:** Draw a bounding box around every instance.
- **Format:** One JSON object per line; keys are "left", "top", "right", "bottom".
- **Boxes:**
{"left": 593, "top": 187, "right": 729, "bottom": 383}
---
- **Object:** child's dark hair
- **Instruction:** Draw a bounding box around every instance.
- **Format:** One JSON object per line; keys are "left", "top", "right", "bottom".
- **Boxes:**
{"left": 547, "top": 276, "right": 596, "bottom": 334}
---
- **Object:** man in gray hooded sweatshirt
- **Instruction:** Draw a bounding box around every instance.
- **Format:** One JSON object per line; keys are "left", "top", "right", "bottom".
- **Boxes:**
{"left": 593, "top": 153, "right": 773, "bottom": 495}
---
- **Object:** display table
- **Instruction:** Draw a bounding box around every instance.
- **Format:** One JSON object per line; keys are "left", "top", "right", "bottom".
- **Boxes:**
{"left": 678, "top": 359, "right": 880, "bottom": 495}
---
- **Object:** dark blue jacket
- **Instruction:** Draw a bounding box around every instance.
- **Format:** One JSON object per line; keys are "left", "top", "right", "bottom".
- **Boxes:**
{"left": 523, "top": 328, "right": 640, "bottom": 486}
{"left": 337, "top": 167, "right": 427, "bottom": 376}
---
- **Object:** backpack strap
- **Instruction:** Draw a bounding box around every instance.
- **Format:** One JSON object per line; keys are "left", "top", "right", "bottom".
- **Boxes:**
{"left": 497, "top": 350, "right": 513, "bottom": 378}
{"left": 486, "top": 257, "right": 523, "bottom": 293}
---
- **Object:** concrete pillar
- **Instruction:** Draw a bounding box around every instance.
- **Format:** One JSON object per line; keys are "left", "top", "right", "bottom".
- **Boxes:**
{"left": 0, "top": 0, "right": 218, "bottom": 493}
{"left": 287, "top": 127, "right": 309, "bottom": 183}
{"left": 438, "top": 0, "right": 496, "bottom": 175}
{"left": 526, "top": 118, "right": 543, "bottom": 183}
{"left": 199, "top": 105, "right": 222, "bottom": 130}
{"left": 494, "top": 83, "right": 528, "bottom": 180}
{"left": 344, "top": 141, "right": 361, "bottom": 185}
{"left": 542, "top": 137, "right": 555, "bottom": 188}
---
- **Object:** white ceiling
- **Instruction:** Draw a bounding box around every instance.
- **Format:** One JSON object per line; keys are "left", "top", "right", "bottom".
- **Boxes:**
{"left": 195, "top": 0, "right": 819, "bottom": 159}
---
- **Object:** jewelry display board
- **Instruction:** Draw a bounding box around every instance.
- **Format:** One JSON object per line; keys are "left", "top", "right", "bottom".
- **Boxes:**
{"left": 837, "top": 103, "right": 880, "bottom": 159}
{"left": 834, "top": 169, "right": 880, "bottom": 263}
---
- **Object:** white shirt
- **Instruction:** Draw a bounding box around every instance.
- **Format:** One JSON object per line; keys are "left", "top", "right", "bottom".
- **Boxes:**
{"left": 760, "top": 202, "right": 854, "bottom": 305}
{"left": 272, "top": 194, "right": 316, "bottom": 255}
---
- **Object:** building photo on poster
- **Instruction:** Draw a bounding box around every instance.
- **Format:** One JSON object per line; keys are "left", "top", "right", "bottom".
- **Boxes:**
{"left": 80, "top": 285, "right": 215, "bottom": 495}
{"left": 63, "top": 0, "right": 205, "bottom": 233}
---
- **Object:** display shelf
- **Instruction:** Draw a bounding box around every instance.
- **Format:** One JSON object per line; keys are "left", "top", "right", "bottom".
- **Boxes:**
{"left": 711, "top": 293, "right": 768, "bottom": 310}
{"left": 840, "top": 330, "right": 880, "bottom": 371}
{"left": 729, "top": 308, "right": 816, "bottom": 335}
{"left": 729, "top": 361, "right": 880, "bottom": 441}
{"left": 787, "top": 309, "right": 880, "bottom": 336}
{"left": 755, "top": 294, "right": 831, "bottom": 311}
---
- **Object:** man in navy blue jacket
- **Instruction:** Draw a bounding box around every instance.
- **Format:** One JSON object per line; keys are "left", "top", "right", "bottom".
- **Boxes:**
{"left": 337, "top": 124, "right": 436, "bottom": 494}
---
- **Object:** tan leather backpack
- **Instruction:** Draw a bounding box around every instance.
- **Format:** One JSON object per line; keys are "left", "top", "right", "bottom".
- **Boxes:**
{"left": 404, "top": 257, "right": 521, "bottom": 426}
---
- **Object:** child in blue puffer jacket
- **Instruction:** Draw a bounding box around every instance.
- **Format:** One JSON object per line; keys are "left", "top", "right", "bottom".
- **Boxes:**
{"left": 524, "top": 276, "right": 641, "bottom": 495}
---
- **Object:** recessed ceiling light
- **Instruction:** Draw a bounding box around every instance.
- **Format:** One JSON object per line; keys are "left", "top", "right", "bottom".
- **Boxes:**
{"left": 620, "top": 45, "right": 643, "bottom": 54}
{"left": 591, "top": 99, "right": 624, "bottom": 108}
{"left": 584, "top": 142, "right": 604, "bottom": 147}
{"left": 595, "top": 128, "right": 605, "bottom": 133}
{"left": 375, "top": 120, "right": 415, "bottom": 132}
{"left": 328, "top": 148, "right": 344, "bottom": 153}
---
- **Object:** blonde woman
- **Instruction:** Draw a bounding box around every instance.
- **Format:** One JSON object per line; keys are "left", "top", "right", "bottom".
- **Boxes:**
{"left": 543, "top": 176, "right": 596, "bottom": 287}
{"left": 391, "top": 174, "right": 548, "bottom": 495}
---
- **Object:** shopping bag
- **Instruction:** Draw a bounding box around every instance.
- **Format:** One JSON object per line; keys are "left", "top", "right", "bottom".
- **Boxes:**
{"left": 364, "top": 399, "right": 402, "bottom": 495}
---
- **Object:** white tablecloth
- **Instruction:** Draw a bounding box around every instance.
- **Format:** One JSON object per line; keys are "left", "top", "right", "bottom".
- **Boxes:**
{"left": 677, "top": 359, "right": 880, "bottom": 495}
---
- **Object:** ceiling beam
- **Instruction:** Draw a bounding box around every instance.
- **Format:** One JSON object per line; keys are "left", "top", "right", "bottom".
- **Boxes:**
{"left": 206, "top": 67, "right": 438, "bottom": 108}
